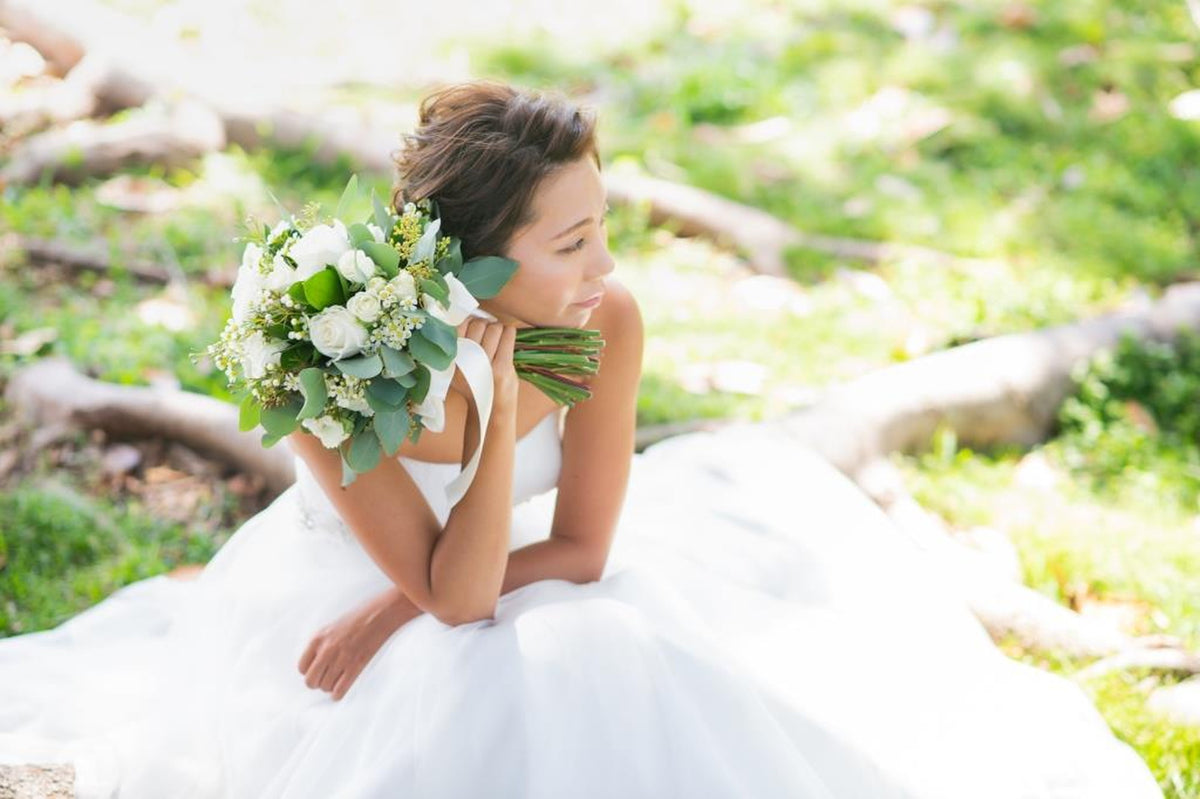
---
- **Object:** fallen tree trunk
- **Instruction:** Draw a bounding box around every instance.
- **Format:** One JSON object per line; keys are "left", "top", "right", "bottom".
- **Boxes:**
{"left": 1, "top": 99, "right": 225, "bottom": 185}
{"left": 3, "top": 357, "right": 295, "bottom": 495}
{"left": 9, "top": 235, "right": 235, "bottom": 287}
{"left": 602, "top": 171, "right": 998, "bottom": 278}
{"left": 772, "top": 281, "right": 1200, "bottom": 483}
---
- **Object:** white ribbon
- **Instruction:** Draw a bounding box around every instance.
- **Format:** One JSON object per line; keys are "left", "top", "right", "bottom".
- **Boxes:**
{"left": 442, "top": 335, "right": 493, "bottom": 509}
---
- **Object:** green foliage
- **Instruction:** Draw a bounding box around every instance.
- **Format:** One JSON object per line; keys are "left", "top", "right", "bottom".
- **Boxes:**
{"left": 1054, "top": 329, "right": 1200, "bottom": 508}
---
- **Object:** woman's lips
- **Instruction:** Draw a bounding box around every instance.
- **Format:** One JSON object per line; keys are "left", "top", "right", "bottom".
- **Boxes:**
{"left": 575, "top": 293, "right": 604, "bottom": 307}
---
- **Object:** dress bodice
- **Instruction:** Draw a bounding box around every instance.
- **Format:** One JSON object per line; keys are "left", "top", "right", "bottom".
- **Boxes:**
{"left": 292, "top": 405, "right": 566, "bottom": 543}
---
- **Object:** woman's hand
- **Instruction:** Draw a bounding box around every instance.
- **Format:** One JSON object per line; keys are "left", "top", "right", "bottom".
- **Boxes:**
{"left": 297, "top": 589, "right": 418, "bottom": 701}
{"left": 449, "top": 318, "right": 518, "bottom": 411}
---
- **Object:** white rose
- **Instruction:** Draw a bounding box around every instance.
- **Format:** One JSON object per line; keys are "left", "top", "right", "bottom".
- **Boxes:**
{"left": 290, "top": 220, "right": 351, "bottom": 281}
{"left": 301, "top": 414, "right": 350, "bottom": 448}
{"left": 346, "top": 291, "right": 382, "bottom": 323}
{"left": 308, "top": 305, "right": 369, "bottom": 360}
{"left": 336, "top": 248, "right": 378, "bottom": 284}
{"left": 230, "top": 243, "right": 266, "bottom": 323}
{"left": 389, "top": 270, "right": 418, "bottom": 303}
{"left": 367, "top": 276, "right": 387, "bottom": 294}
{"left": 412, "top": 360, "right": 455, "bottom": 432}
{"left": 263, "top": 253, "right": 298, "bottom": 291}
{"left": 366, "top": 223, "right": 385, "bottom": 243}
{"left": 240, "top": 330, "right": 286, "bottom": 379}
{"left": 421, "top": 273, "right": 479, "bottom": 326}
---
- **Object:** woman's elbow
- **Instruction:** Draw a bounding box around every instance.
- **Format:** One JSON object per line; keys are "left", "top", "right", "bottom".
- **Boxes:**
{"left": 433, "top": 601, "right": 497, "bottom": 628}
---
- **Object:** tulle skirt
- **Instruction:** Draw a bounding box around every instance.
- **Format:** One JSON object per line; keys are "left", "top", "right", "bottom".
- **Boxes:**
{"left": 0, "top": 424, "right": 1162, "bottom": 798}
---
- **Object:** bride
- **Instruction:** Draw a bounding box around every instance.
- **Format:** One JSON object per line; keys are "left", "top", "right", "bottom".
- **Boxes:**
{"left": 0, "top": 79, "right": 1163, "bottom": 798}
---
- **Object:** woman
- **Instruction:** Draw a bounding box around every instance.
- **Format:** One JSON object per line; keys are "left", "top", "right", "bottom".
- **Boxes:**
{"left": 0, "top": 80, "right": 1163, "bottom": 798}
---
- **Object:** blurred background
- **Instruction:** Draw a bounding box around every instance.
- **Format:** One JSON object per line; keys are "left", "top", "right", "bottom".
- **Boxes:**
{"left": 1, "top": 0, "right": 1199, "bottom": 793}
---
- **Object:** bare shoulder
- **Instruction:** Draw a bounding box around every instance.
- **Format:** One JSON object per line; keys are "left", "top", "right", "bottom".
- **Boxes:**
{"left": 591, "top": 276, "right": 644, "bottom": 375}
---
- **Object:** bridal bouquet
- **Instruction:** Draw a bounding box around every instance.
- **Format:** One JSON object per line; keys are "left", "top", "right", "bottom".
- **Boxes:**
{"left": 202, "top": 176, "right": 603, "bottom": 487}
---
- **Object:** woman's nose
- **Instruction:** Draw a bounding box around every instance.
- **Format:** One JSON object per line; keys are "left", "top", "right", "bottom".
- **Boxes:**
{"left": 590, "top": 246, "right": 616, "bottom": 278}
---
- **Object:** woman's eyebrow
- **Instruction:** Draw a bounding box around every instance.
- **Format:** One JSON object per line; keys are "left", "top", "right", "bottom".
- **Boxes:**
{"left": 550, "top": 199, "right": 611, "bottom": 241}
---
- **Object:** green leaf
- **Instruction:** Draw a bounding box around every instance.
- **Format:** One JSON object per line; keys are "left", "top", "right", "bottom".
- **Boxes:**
{"left": 366, "top": 377, "right": 408, "bottom": 409}
{"left": 335, "top": 174, "right": 359, "bottom": 220}
{"left": 262, "top": 430, "right": 283, "bottom": 448}
{"left": 409, "top": 364, "right": 431, "bottom": 405}
{"left": 280, "top": 343, "right": 315, "bottom": 371}
{"left": 408, "top": 331, "right": 454, "bottom": 371}
{"left": 411, "top": 217, "right": 441, "bottom": 264}
{"left": 334, "top": 353, "right": 383, "bottom": 379}
{"left": 360, "top": 241, "right": 400, "bottom": 278}
{"left": 394, "top": 371, "right": 417, "bottom": 388}
{"left": 419, "top": 277, "right": 449, "bottom": 306}
{"left": 347, "top": 223, "right": 374, "bottom": 248}
{"left": 339, "top": 448, "right": 357, "bottom": 487}
{"left": 345, "top": 429, "right": 381, "bottom": 473}
{"left": 380, "top": 346, "right": 415, "bottom": 377}
{"left": 419, "top": 314, "right": 458, "bottom": 355}
{"left": 373, "top": 406, "right": 411, "bottom": 456}
{"left": 457, "top": 255, "right": 518, "bottom": 299}
{"left": 287, "top": 282, "right": 309, "bottom": 307}
{"left": 302, "top": 267, "right": 345, "bottom": 310}
{"left": 238, "top": 394, "right": 261, "bottom": 432}
{"left": 435, "top": 237, "right": 462, "bottom": 275}
{"left": 297, "top": 367, "right": 327, "bottom": 420}
{"left": 372, "top": 190, "right": 395, "bottom": 240}
{"left": 260, "top": 397, "right": 303, "bottom": 437}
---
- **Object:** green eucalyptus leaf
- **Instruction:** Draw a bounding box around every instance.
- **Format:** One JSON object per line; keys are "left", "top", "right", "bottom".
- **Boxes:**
{"left": 297, "top": 367, "right": 327, "bottom": 420}
{"left": 360, "top": 241, "right": 400, "bottom": 278}
{"left": 334, "top": 353, "right": 383, "bottom": 379}
{"left": 394, "top": 371, "right": 417, "bottom": 388}
{"left": 302, "top": 267, "right": 345, "bottom": 310}
{"left": 379, "top": 346, "right": 415, "bottom": 377}
{"left": 411, "top": 217, "right": 441, "bottom": 264}
{"left": 366, "top": 377, "right": 408, "bottom": 409}
{"left": 419, "top": 277, "right": 449, "bottom": 306}
{"left": 409, "top": 364, "right": 431, "bottom": 405}
{"left": 373, "top": 406, "right": 411, "bottom": 456}
{"left": 260, "top": 397, "right": 303, "bottom": 437}
{"left": 280, "top": 343, "right": 315, "bottom": 371}
{"left": 238, "top": 394, "right": 261, "bottom": 432}
{"left": 335, "top": 174, "right": 359, "bottom": 220}
{"left": 346, "top": 429, "right": 381, "bottom": 473}
{"left": 457, "top": 255, "right": 518, "bottom": 299}
{"left": 262, "top": 430, "right": 283, "bottom": 448}
{"left": 419, "top": 314, "right": 458, "bottom": 356}
{"left": 339, "top": 448, "right": 357, "bottom": 487}
{"left": 408, "top": 332, "right": 454, "bottom": 371}
{"left": 347, "top": 223, "right": 374, "bottom": 248}
{"left": 371, "top": 190, "right": 395, "bottom": 240}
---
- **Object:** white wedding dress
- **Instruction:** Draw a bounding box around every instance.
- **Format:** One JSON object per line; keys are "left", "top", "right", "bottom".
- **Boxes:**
{"left": 0, "top": 388, "right": 1163, "bottom": 796}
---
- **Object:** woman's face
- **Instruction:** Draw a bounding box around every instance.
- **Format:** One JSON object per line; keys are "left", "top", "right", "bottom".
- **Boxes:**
{"left": 479, "top": 155, "right": 615, "bottom": 329}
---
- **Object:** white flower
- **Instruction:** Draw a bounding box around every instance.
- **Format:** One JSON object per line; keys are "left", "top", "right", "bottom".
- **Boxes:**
{"left": 366, "top": 223, "right": 385, "bottom": 243}
{"left": 412, "top": 360, "right": 455, "bottom": 433}
{"left": 336, "top": 249, "right": 378, "bottom": 284}
{"left": 308, "top": 305, "right": 369, "bottom": 360}
{"left": 263, "top": 253, "right": 298, "bottom": 291}
{"left": 367, "top": 276, "right": 388, "bottom": 294}
{"left": 290, "top": 220, "right": 351, "bottom": 281}
{"left": 335, "top": 394, "right": 374, "bottom": 416}
{"left": 421, "top": 273, "right": 478, "bottom": 326}
{"left": 230, "top": 244, "right": 266, "bottom": 323}
{"left": 346, "top": 291, "right": 382, "bottom": 323}
{"left": 240, "top": 330, "right": 286, "bottom": 379}
{"left": 389, "top": 271, "right": 418, "bottom": 303}
{"left": 301, "top": 414, "right": 350, "bottom": 448}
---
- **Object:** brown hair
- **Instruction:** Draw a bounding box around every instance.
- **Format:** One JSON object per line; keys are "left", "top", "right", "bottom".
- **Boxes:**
{"left": 391, "top": 79, "right": 600, "bottom": 260}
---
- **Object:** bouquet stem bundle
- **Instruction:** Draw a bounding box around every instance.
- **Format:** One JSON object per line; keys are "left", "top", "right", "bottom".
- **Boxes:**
{"left": 513, "top": 327, "right": 605, "bottom": 406}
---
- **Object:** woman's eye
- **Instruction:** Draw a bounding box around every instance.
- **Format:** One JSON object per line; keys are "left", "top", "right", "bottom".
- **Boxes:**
{"left": 561, "top": 238, "right": 586, "bottom": 254}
